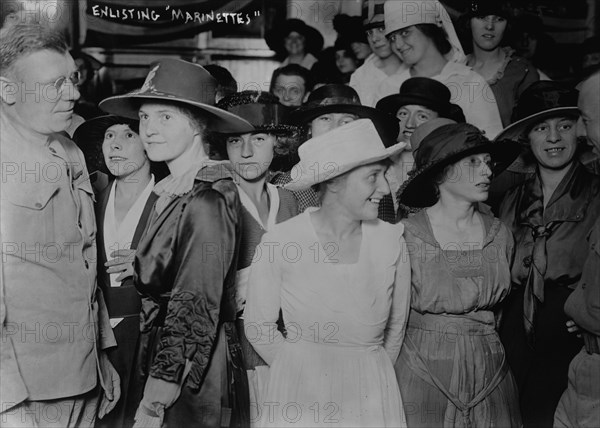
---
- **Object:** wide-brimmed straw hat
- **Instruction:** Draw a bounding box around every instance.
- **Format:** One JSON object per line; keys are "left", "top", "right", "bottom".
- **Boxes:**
{"left": 72, "top": 115, "right": 138, "bottom": 174}
{"left": 216, "top": 91, "right": 299, "bottom": 135}
{"left": 399, "top": 123, "right": 521, "bottom": 207}
{"left": 285, "top": 119, "right": 407, "bottom": 191}
{"left": 99, "top": 59, "right": 253, "bottom": 134}
{"left": 265, "top": 19, "right": 324, "bottom": 57}
{"left": 289, "top": 84, "right": 399, "bottom": 147}
{"left": 376, "top": 77, "right": 466, "bottom": 123}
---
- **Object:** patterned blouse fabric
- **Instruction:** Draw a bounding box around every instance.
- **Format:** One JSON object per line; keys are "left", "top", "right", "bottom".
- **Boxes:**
{"left": 395, "top": 210, "right": 522, "bottom": 428}
{"left": 245, "top": 210, "right": 411, "bottom": 427}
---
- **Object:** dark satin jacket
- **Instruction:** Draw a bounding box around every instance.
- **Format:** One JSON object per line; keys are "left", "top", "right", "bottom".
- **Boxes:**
{"left": 134, "top": 165, "right": 241, "bottom": 387}
{"left": 500, "top": 162, "right": 600, "bottom": 290}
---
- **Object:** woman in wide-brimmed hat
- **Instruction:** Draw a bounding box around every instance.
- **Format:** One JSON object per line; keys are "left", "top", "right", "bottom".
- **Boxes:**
{"left": 496, "top": 80, "right": 600, "bottom": 427}
{"left": 100, "top": 58, "right": 253, "bottom": 428}
{"left": 274, "top": 83, "right": 400, "bottom": 217}
{"left": 73, "top": 114, "right": 159, "bottom": 428}
{"left": 245, "top": 119, "right": 410, "bottom": 427}
{"left": 210, "top": 91, "right": 300, "bottom": 423}
{"left": 395, "top": 122, "right": 522, "bottom": 427}
{"left": 460, "top": 0, "right": 539, "bottom": 127}
{"left": 375, "top": 0, "right": 504, "bottom": 139}
{"left": 265, "top": 18, "right": 324, "bottom": 69}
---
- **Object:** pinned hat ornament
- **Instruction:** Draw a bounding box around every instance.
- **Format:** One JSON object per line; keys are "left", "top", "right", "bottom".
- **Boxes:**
{"left": 362, "top": 0, "right": 386, "bottom": 30}
{"left": 216, "top": 91, "right": 299, "bottom": 135}
{"left": 466, "top": 0, "right": 512, "bottom": 19}
{"left": 376, "top": 77, "right": 466, "bottom": 123}
{"left": 265, "top": 19, "right": 325, "bottom": 58}
{"left": 99, "top": 58, "right": 253, "bottom": 134}
{"left": 494, "top": 81, "right": 579, "bottom": 173}
{"left": 384, "top": 0, "right": 466, "bottom": 63}
{"left": 72, "top": 115, "right": 139, "bottom": 175}
{"left": 399, "top": 123, "right": 521, "bottom": 207}
{"left": 289, "top": 84, "right": 399, "bottom": 147}
{"left": 494, "top": 81, "right": 579, "bottom": 144}
{"left": 285, "top": 119, "right": 407, "bottom": 191}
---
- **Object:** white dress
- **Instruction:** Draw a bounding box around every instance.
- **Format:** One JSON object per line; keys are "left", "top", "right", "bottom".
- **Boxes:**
{"left": 245, "top": 209, "right": 411, "bottom": 427}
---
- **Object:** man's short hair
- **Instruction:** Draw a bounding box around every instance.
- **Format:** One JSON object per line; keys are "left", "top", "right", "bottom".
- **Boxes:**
{"left": 0, "top": 23, "right": 68, "bottom": 78}
{"left": 270, "top": 64, "right": 315, "bottom": 93}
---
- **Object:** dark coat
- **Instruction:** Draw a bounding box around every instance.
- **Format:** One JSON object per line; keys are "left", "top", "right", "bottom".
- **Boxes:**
{"left": 130, "top": 164, "right": 248, "bottom": 427}
{"left": 498, "top": 162, "right": 600, "bottom": 427}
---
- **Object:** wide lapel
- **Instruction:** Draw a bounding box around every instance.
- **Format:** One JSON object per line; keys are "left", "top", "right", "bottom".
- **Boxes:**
{"left": 94, "top": 180, "right": 113, "bottom": 291}
{"left": 544, "top": 162, "right": 592, "bottom": 223}
{"left": 131, "top": 192, "right": 158, "bottom": 249}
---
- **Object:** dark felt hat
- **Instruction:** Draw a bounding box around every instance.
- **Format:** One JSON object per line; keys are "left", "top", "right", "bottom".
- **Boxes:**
{"left": 467, "top": 0, "right": 512, "bottom": 19}
{"left": 99, "top": 58, "right": 253, "bottom": 134}
{"left": 376, "top": 77, "right": 466, "bottom": 123}
{"left": 494, "top": 81, "right": 579, "bottom": 143}
{"left": 289, "top": 84, "right": 399, "bottom": 147}
{"left": 399, "top": 123, "right": 521, "bottom": 207}
{"left": 72, "top": 115, "right": 138, "bottom": 175}
{"left": 216, "top": 91, "right": 299, "bottom": 135}
{"left": 494, "top": 81, "right": 579, "bottom": 173}
{"left": 265, "top": 19, "right": 325, "bottom": 57}
{"left": 362, "top": 0, "right": 385, "bottom": 30}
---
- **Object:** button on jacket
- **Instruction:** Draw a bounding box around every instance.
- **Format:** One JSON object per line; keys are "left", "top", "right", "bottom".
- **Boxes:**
{"left": 1, "top": 123, "right": 115, "bottom": 405}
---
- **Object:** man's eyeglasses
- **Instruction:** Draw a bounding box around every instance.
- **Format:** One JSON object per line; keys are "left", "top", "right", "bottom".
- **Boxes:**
{"left": 46, "top": 71, "right": 82, "bottom": 92}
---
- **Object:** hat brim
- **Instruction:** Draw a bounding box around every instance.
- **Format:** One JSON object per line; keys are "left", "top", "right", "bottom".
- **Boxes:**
{"left": 399, "top": 140, "right": 522, "bottom": 208}
{"left": 494, "top": 107, "right": 580, "bottom": 143}
{"left": 265, "top": 21, "right": 325, "bottom": 56}
{"left": 285, "top": 141, "right": 407, "bottom": 191}
{"left": 220, "top": 124, "right": 300, "bottom": 137}
{"left": 494, "top": 106, "right": 579, "bottom": 173}
{"left": 363, "top": 20, "right": 385, "bottom": 31}
{"left": 99, "top": 91, "right": 254, "bottom": 134}
{"left": 290, "top": 104, "right": 399, "bottom": 147}
{"left": 376, "top": 94, "right": 450, "bottom": 117}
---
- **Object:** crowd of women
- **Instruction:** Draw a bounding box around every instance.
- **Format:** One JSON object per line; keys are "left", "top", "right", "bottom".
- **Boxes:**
{"left": 3, "top": 0, "right": 598, "bottom": 427}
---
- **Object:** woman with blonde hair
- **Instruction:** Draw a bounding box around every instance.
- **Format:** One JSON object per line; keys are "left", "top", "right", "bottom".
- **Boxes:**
{"left": 100, "top": 58, "right": 254, "bottom": 427}
{"left": 245, "top": 119, "right": 411, "bottom": 427}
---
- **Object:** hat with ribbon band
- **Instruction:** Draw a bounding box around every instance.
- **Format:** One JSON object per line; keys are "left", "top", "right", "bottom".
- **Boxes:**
{"left": 290, "top": 84, "right": 399, "bottom": 147}
{"left": 399, "top": 122, "right": 521, "bottom": 207}
{"left": 376, "top": 77, "right": 466, "bottom": 123}
{"left": 494, "top": 81, "right": 580, "bottom": 173}
{"left": 216, "top": 91, "right": 299, "bottom": 135}
{"left": 99, "top": 58, "right": 253, "bottom": 134}
{"left": 285, "top": 119, "right": 407, "bottom": 191}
